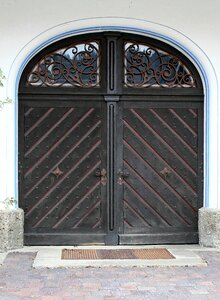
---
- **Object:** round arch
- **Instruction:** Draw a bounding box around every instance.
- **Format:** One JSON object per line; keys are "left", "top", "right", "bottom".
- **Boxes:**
{"left": 6, "top": 17, "right": 219, "bottom": 210}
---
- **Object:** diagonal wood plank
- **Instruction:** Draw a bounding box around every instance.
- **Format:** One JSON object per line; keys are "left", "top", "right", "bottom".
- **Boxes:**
{"left": 130, "top": 108, "right": 197, "bottom": 175}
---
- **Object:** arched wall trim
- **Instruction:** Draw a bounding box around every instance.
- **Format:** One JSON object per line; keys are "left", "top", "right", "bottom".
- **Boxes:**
{"left": 7, "top": 17, "right": 219, "bottom": 208}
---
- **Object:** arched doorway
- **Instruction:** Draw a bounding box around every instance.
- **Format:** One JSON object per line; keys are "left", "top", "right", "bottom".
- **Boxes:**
{"left": 18, "top": 32, "right": 204, "bottom": 245}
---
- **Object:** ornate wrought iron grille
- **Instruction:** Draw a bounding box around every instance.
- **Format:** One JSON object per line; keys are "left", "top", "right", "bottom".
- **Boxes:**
{"left": 27, "top": 41, "right": 100, "bottom": 87}
{"left": 124, "top": 42, "right": 196, "bottom": 88}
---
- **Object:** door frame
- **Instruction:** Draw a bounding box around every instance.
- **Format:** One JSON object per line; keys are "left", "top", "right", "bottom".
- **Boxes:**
{"left": 18, "top": 31, "right": 204, "bottom": 245}
{"left": 4, "top": 18, "right": 218, "bottom": 235}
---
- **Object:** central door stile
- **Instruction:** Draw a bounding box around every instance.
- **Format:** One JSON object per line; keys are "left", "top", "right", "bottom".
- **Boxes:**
{"left": 104, "top": 33, "right": 122, "bottom": 244}
{"left": 105, "top": 97, "right": 120, "bottom": 245}
{"left": 108, "top": 103, "right": 115, "bottom": 232}
{"left": 105, "top": 33, "right": 122, "bottom": 95}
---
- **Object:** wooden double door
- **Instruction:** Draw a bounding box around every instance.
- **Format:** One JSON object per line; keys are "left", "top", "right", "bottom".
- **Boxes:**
{"left": 19, "top": 33, "right": 203, "bottom": 245}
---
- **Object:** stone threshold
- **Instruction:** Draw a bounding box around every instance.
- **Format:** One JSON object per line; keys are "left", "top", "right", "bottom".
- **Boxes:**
{"left": 2, "top": 245, "right": 219, "bottom": 268}
{"left": 32, "top": 247, "right": 207, "bottom": 268}
{"left": 33, "top": 245, "right": 209, "bottom": 268}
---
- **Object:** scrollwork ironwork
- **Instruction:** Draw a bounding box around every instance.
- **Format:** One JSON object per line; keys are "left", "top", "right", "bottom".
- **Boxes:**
{"left": 27, "top": 42, "right": 100, "bottom": 87}
{"left": 124, "top": 42, "right": 196, "bottom": 88}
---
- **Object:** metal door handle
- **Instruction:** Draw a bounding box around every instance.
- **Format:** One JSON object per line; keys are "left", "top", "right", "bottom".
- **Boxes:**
{"left": 117, "top": 169, "right": 129, "bottom": 185}
{"left": 95, "top": 168, "right": 107, "bottom": 186}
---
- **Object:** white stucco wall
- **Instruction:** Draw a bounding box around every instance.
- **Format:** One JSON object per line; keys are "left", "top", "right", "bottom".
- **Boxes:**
{"left": 0, "top": 0, "right": 219, "bottom": 208}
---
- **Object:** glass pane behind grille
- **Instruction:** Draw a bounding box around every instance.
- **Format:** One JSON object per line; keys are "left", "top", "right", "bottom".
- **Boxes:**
{"left": 27, "top": 42, "right": 100, "bottom": 88}
{"left": 124, "top": 42, "right": 196, "bottom": 88}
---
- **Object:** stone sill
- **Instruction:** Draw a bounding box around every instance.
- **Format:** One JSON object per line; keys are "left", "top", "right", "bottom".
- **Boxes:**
{"left": 0, "top": 208, "right": 24, "bottom": 252}
{"left": 199, "top": 208, "right": 220, "bottom": 248}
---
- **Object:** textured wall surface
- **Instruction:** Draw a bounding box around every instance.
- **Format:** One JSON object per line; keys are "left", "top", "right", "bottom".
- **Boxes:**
{"left": 0, "top": 209, "right": 24, "bottom": 252}
{"left": 199, "top": 208, "right": 220, "bottom": 248}
{"left": 0, "top": 1, "right": 219, "bottom": 209}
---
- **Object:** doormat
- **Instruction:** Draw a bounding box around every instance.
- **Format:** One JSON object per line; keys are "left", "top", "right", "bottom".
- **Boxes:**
{"left": 61, "top": 248, "right": 175, "bottom": 260}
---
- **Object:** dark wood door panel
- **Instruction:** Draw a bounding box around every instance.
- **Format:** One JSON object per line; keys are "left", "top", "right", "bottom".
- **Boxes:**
{"left": 123, "top": 181, "right": 173, "bottom": 228}
{"left": 123, "top": 164, "right": 193, "bottom": 229}
{"left": 24, "top": 107, "right": 74, "bottom": 157}
{"left": 26, "top": 148, "right": 102, "bottom": 230}
{"left": 20, "top": 101, "right": 107, "bottom": 244}
{"left": 20, "top": 100, "right": 203, "bottom": 245}
{"left": 120, "top": 102, "right": 203, "bottom": 243}
{"left": 123, "top": 108, "right": 198, "bottom": 186}
{"left": 123, "top": 147, "right": 197, "bottom": 226}
{"left": 24, "top": 107, "right": 100, "bottom": 174}
{"left": 24, "top": 113, "right": 101, "bottom": 203}
{"left": 153, "top": 108, "right": 198, "bottom": 150}
{"left": 123, "top": 129, "right": 198, "bottom": 208}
